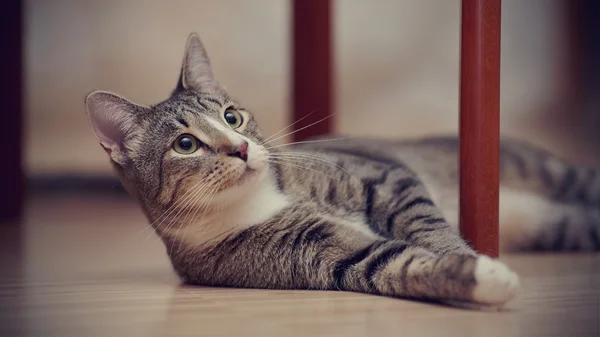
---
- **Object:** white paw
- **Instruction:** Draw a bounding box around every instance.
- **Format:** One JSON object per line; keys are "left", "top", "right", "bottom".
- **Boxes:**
{"left": 472, "top": 255, "right": 521, "bottom": 305}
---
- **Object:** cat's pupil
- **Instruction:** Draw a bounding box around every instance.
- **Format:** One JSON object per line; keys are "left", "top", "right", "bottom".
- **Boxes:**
{"left": 178, "top": 137, "right": 193, "bottom": 150}
{"left": 225, "top": 112, "right": 237, "bottom": 125}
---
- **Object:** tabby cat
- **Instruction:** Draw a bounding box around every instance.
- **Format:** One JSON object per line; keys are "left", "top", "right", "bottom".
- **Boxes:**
{"left": 85, "top": 33, "right": 599, "bottom": 307}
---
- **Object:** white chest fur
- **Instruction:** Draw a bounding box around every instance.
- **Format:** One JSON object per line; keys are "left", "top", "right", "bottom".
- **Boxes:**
{"left": 171, "top": 173, "right": 289, "bottom": 247}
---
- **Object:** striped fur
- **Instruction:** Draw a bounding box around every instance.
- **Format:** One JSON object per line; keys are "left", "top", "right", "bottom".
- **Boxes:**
{"left": 85, "top": 33, "right": 599, "bottom": 308}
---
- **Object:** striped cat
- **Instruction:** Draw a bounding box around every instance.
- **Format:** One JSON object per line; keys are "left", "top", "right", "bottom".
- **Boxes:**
{"left": 85, "top": 33, "right": 599, "bottom": 307}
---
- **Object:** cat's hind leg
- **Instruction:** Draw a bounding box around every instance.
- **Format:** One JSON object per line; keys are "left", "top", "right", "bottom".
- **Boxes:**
{"left": 499, "top": 187, "right": 600, "bottom": 252}
{"left": 500, "top": 139, "right": 600, "bottom": 207}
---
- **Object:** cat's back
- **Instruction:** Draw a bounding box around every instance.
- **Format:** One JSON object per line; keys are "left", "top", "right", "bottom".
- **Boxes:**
{"left": 272, "top": 136, "right": 462, "bottom": 208}
{"left": 287, "top": 135, "right": 461, "bottom": 183}
{"left": 279, "top": 135, "right": 555, "bottom": 196}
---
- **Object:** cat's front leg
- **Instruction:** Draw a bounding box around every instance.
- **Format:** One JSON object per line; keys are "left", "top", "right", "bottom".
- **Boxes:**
{"left": 173, "top": 210, "right": 519, "bottom": 306}
{"left": 336, "top": 244, "right": 520, "bottom": 306}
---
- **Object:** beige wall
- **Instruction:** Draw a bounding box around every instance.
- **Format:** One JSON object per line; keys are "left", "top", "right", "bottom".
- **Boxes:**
{"left": 28, "top": 0, "right": 591, "bottom": 176}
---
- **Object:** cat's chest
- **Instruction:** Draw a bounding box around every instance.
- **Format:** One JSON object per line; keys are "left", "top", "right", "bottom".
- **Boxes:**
{"left": 173, "top": 176, "right": 290, "bottom": 247}
{"left": 221, "top": 185, "right": 289, "bottom": 227}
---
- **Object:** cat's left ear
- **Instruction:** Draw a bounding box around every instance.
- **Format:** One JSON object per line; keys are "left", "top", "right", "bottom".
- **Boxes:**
{"left": 175, "top": 32, "right": 222, "bottom": 93}
{"left": 85, "top": 91, "right": 148, "bottom": 164}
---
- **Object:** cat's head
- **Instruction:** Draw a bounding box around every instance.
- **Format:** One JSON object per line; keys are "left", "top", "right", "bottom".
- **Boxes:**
{"left": 85, "top": 33, "right": 276, "bottom": 226}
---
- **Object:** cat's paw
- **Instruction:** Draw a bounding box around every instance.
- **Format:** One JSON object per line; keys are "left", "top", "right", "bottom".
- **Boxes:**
{"left": 471, "top": 255, "right": 521, "bottom": 306}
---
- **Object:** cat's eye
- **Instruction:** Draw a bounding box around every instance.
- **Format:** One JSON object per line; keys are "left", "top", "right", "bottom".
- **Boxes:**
{"left": 224, "top": 109, "right": 243, "bottom": 129}
{"left": 173, "top": 134, "right": 199, "bottom": 154}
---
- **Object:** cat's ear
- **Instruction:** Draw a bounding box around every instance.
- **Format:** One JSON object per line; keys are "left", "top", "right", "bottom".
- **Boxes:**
{"left": 85, "top": 90, "right": 147, "bottom": 163}
{"left": 176, "top": 32, "right": 221, "bottom": 93}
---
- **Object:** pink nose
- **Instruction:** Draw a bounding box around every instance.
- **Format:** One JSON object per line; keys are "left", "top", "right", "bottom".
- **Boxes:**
{"left": 230, "top": 142, "right": 248, "bottom": 162}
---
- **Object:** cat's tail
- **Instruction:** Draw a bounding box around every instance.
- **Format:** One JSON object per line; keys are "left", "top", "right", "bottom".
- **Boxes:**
{"left": 499, "top": 187, "right": 600, "bottom": 252}
{"left": 495, "top": 139, "right": 600, "bottom": 252}
{"left": 499, "top": 138, "right": 600, "bottom": 208}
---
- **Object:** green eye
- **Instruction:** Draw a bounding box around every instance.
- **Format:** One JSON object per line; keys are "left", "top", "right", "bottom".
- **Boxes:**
{"left": 224, "top": 109, "right": 243, "bottom": 129}
{"left": 173, "top": 134, "right": 199, "bottom": 154}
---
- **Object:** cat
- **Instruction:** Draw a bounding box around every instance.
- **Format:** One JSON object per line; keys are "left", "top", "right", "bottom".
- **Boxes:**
{"left": 85, "top": 33, "right": 599, "bottom": 307}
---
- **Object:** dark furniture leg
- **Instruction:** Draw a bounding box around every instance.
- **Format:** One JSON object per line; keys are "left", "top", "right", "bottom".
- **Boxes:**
{"left": 0, "top": 0, "right": 23, "bottom": 222}
{"left": 459, "top": 0, "right": 502, "bottom": 257}
{"left": 291, "top": 0, "right": 333, "bottom": 142}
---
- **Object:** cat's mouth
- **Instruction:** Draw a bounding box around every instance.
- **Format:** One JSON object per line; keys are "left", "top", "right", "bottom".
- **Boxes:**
{"left": 229, "top": 146, "right": 267, "bottom": 186}
{"left": 237, "top": 166, "right": 256, "bottom": 183}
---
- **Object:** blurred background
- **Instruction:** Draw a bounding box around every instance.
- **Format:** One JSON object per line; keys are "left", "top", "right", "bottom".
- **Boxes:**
{"left": 0, "top": 0, "right": 598, "bottom": 218}
{"left": 2, "top": 2, "right": 600, "bottom": 335}
{"left": 1, "top": 2, "right": 600, "bottom": 334}
{"left": 23, "top": 0, "right": 600, "bottom": 180}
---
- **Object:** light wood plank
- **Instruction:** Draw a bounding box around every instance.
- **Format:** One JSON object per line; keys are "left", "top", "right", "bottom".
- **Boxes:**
{"left": 0, "top": 196, "right": 598, "bottom": 337}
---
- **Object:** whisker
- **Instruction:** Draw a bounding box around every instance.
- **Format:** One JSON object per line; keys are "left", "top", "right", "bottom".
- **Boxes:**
{"left": 268, "top": 158, "right": 343, "bottom": 182}
{"left": 173, "top": 177, "right": 221, "bottom": 230}
{"left": 134, "top": 176, "right": 210, "bottom": 239}
{"left": 261, "top": 112, "right": 336, "bottom": 146}
{"left": 268, "top": 158, "right": 316, "bottom": 182}
{"left": 270, "top": 152, "right": 353, "bottom": 177}
{"left": 264, "top": 137, "right": 351, "bottom": 150}
{"left": 156, "top": 177, "right": 216, "bottom": 242}
{"left": 168, "top": 186, "right": 209, "bottom": 255}
{"left": 175, "top": 173, "right": 225, "bottom": 232}
{"left": 174, "top": 167, "right": 236, "bottom": 255}
{"left": 146, "top": 176, "right": 209, "bottom": 228}
{"left": 168, "top": 178, "right": 220, "bottom": 255}
{"left": 260, "top": 109, "right": 317, "bottom": 145}
{"left": 175, "top": 176, "right": 226, "bottom": 254}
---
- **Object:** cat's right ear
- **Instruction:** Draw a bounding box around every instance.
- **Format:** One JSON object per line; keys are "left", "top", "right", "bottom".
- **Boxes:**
{"left": 85, "top": 91, "right": 147, "bottom": 164}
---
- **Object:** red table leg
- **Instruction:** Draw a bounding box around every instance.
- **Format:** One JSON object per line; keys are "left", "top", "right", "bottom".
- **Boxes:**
{"left": 459, "top": 0, "right": 501, "bottom": 257}
{"left": 291, "top": 0, "right": 333, "bottom": 142}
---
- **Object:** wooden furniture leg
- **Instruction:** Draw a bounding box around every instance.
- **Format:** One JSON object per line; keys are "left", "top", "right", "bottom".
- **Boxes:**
{"left": 459, "top": 0, "right": 502, "bottom": 257}
{"left": 291, "top": 0, "right": 333, "bottom": 142}
{"left": 0, "top": 0, "right": 23, "bottom": 222}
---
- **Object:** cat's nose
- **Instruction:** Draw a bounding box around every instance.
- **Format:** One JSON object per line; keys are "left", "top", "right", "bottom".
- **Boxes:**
{"left": 229, "top": 141, "right": 248, "bottom": 162}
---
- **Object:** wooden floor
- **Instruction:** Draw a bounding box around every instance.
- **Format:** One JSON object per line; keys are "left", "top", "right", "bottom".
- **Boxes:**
{"left": 1, "top": 194, "right": 599, "bottom": 337}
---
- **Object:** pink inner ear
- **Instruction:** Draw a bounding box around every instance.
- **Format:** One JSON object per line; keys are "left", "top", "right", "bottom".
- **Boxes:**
{"left": 87, "top": 93, "right": 135, "bottom": 151}
{"left": 100, "top": 143, "right": 112, "bottom": 154}
{"left": 92, "top": 111, "right": 126, "bottom": 149}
